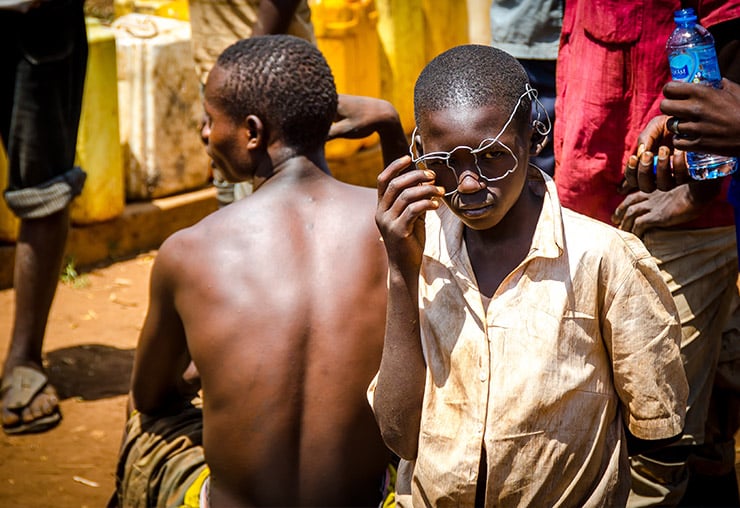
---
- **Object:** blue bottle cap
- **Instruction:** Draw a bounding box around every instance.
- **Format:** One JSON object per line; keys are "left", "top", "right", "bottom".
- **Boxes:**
{"left": 674, "top": 8, "right": 697, "bottom": 24}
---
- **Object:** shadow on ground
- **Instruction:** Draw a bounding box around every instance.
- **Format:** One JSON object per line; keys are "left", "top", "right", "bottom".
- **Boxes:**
{"left": 45, "top": 344, "right": 135, "bottom": 400}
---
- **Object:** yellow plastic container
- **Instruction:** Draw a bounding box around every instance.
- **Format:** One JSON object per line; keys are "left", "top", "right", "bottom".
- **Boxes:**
{"left": 466, "top": 0, "right": 491, "bottom": 45}
{"left": 113, "top": 14, "right": 211, "bottom": 200}
{"left": 375, "top": 0, "right": 426, "bottom": 133}
{"left": 310, "top": 0, "right": 382, "bottom": 159}
{"left": 71, "top": 18, "right": 126, "bottom": 225}
{"left": 375, "top": 0, "right": 468, "bottom": 133}
{"left": 0, "top": 146, "right": 19, "bottom": 242}
{"left": 114, "top": 0, "right": 189, "bottom": 20}
{"left": 421, "top": 0, "right": 468, "bottom": 61}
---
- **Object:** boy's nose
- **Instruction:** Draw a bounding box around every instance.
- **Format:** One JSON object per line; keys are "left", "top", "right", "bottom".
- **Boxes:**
{"left": 455, "top": 168, "right": 485, "bottom": 194}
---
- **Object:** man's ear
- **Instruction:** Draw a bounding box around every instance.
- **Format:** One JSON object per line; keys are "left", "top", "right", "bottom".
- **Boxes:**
{"left": 530, "top": 120, "right": 548, "bottom": 156}
{"left": 245, "top": 114, "right": 264, "bottom": 150}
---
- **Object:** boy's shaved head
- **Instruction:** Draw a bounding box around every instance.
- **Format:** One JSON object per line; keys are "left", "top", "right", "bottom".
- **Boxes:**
{"left": 414, "top": 45, "right": 532, "bottom": 129}
{"left": 214, "top": 35, "right": 338, "bottom": 152}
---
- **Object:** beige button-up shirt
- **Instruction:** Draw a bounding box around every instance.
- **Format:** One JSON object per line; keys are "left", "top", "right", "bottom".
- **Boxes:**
{"left": 392, "top": 172, "right": 688, "bottom": 507}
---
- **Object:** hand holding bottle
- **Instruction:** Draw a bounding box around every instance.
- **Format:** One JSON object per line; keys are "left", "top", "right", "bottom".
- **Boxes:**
{"left": 666, "top": 8, "right": 738, "bottom": 179}
{"left": 661, "top": 78, "right": 740, "bottom": 159}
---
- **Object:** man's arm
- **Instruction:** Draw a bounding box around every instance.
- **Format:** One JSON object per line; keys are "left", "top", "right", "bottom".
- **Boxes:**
{"left": 372, "top": 156, "right": 443, "bottom": 460}
{"left": 130, "top": 236, "right": 198, "bottom": 416}
{"left": 328, "top": 94, "right": 408, "bottom": 167}
{"left": 253, "top": 0, "right": 302, "bottom": 35}
{"left": 660, "top": 78, "right": 740, "bottom": 158}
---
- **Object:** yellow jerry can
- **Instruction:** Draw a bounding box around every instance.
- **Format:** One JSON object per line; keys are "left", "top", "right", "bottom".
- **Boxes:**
{"left": 115, "top": 0, "right": 189, "bottom": 21}
{"left": 0, "top": 146, "right": 19, "bottom": 242}
{"left": 310, "top": 0, "right": 382, "bottom": 159}
{"left": 375, "top": 0, "right": 426, "bottom": 134}
{"left": 71, "top": 18, "right": 126, "bottom": 225}
{"left": 421, "top": 0, "right": 468, "bottom": 62}
{"left": 375, "top": 0, "right": 469, "bottom": 133}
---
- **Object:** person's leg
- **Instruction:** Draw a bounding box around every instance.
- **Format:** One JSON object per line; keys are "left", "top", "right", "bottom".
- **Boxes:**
{"left": 629, "top": 227, "right": 738, "bottom": 506}
{"left": 1, "top": 208, "right": 69, "bottom": 429}
{"left": 688, "top": 279, "right": 740, "bottom": 503}
{"left": 1, "top": 0, "right": 87, "bottom": 434}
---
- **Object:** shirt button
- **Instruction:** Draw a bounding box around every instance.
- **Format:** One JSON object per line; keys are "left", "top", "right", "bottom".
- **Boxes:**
{"left": 479, "top": 370, "right": 487, "bottom": 382}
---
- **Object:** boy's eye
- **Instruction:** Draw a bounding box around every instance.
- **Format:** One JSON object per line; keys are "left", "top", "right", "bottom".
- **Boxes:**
{"left": 424, "top": 159, "right": 448, "bottom": 171}
{"left": 480, "top": 150, "right": 503, "bottom": 161}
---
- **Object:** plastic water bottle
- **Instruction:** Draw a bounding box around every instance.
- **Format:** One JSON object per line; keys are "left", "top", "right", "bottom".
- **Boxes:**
{"left": 666, "top": 8, "right": 738, "bottom": 180}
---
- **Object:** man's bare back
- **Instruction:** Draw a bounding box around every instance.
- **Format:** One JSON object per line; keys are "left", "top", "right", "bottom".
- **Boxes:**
{"left": 166, "top": 165, "right": 389, "bottom": 505}
{"left": 120, "top": 36, "right": 401, "bottom": 508}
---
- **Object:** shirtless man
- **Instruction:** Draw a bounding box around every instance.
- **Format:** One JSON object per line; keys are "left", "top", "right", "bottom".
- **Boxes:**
{"left": 114, "top": 35, "right": 402, "bottom": 507}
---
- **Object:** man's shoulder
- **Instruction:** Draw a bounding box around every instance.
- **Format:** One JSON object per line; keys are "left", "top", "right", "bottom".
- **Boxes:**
{"left": 155, "top": 222, "right": 211, "bottom": 271}
{"left": 329, "top": 178, "right": 378, "bottom": 201}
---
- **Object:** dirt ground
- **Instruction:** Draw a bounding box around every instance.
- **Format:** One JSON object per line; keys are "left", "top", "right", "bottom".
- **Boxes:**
{"left": 0, "top": 252, "right": 155, "bottom": 507}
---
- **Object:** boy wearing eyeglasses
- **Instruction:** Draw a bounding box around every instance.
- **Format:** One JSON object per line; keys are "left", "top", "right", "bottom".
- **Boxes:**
{"left": 371, "top": 44, "right": 689, "bottom": 507}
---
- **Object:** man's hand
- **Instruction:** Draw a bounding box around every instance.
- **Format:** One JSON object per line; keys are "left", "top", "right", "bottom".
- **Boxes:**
{"left": 660, "top": 78, "right": 740, "bottom": 158}
{"left": 622, "top": 115, "right": 690, "bottom": 193}
{"left": 611, "top": 184, "right": 716, "bottom": 237}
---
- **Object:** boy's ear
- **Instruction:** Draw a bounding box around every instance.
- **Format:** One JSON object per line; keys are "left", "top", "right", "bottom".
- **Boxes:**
{"left": 413, "top": 133, "right": 424, "bottom": 156}
{"left": 245, "top": 114, "right": 264, "bottom": 149}
{"left": 530, "top": 120, "right": 548, "bottom": 156}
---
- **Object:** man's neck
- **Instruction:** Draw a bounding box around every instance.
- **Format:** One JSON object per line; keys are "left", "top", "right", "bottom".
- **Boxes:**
{"left": 252, "top": 148, "right": 330, "bottom": 192}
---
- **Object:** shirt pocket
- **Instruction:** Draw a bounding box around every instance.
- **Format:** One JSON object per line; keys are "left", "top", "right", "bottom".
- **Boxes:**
{"left": 579, "top": 0, "right": 644, "bottom": 45}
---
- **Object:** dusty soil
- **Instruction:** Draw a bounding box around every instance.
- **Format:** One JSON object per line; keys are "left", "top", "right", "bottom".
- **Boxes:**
{"left": 0, "top": 252, "right": 155, "bottom": 507}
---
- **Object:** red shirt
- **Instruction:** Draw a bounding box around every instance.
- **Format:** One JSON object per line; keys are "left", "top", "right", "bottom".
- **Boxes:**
{"left": 554, "top": 0, "right": 740, "bottom": 228}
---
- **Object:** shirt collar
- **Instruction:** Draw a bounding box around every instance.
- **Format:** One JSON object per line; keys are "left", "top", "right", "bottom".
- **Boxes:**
{"left": 424, "top": 167, "right": 565, "bottom": 268}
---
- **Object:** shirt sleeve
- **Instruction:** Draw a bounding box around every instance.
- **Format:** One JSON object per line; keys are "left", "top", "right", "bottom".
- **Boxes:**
{"left": 602, "top": 234, "right": 688, "bottom": 440}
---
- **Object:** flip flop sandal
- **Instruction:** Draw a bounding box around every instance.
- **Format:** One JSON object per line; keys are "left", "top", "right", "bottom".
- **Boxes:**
{"left": 1, "top": 365, "right": 62, "bottom": 435}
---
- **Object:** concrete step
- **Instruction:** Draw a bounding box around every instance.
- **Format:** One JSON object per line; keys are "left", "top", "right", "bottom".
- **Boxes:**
{"left": 0, "top": 143, "right": 385, "bottom": 290}
{"left": 0, "top": 186, "right": 218, "bottom": 290}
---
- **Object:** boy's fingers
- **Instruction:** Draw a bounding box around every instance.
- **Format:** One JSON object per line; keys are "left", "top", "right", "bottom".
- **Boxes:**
{"left": 377, "top": 156, "right": 413, "bottom": 198}
{"left": 378, "top": 156, "right": 437, "bottom": 207}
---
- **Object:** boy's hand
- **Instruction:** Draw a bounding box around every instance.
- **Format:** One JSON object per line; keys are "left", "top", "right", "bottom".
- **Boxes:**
{"left": 375, "top": 156, "right": 444, "bottom": 272}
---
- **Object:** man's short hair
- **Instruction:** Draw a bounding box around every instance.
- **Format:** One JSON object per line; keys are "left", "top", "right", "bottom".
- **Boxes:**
{"left": 214, "top": 35, "right": 338, "bottom": 153}
{"left": 414, "top": 44, "right": 531, "bottom": 130}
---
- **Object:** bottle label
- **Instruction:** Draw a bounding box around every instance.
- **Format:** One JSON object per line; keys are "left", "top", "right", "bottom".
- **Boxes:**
{"left": 668, "top": 43, "right": 722, "bottom": 84}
